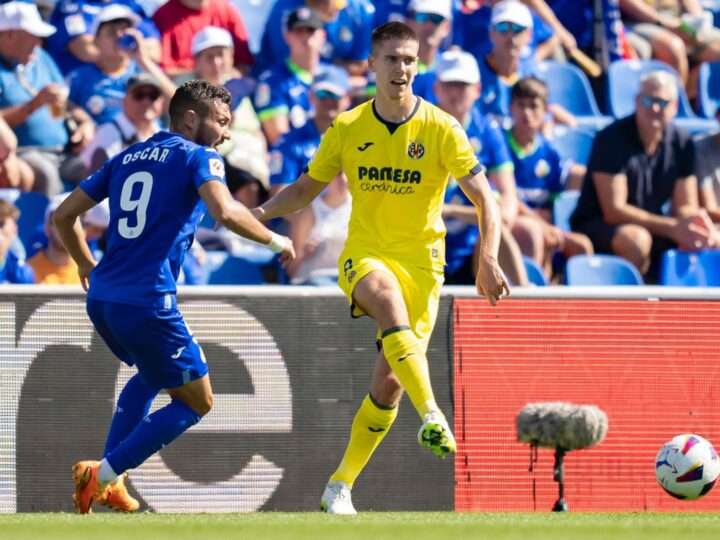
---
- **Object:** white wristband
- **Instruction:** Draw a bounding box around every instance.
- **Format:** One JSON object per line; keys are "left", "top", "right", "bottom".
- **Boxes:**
{"left": 266, "top": 232, "right": 287, "bottom": 253}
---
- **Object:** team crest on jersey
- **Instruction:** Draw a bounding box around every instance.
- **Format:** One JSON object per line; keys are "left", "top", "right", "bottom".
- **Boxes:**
{"left": 534, "top": 159, "right": 550, "bottom": 178}
{"left": 407, "top": 141, "right": 425, "bottom": 160}
{"left": 210, "top": 158, "right": 225, "bottom": 177}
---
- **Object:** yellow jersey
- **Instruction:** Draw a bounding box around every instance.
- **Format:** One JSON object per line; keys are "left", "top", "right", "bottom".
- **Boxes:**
{"left": 307, "top": 98, "right": 482, "bottom": 270}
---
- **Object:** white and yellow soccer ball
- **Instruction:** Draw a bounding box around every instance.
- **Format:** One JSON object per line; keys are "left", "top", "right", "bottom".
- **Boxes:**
{"left": 655, "top": 434, "right": 720, "bottom": 500}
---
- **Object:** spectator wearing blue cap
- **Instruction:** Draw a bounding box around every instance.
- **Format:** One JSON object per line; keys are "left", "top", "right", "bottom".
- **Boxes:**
{"left": 47, "top": 0, "right": 161, "bottom": 75}
{"left": 254, "top": 6, "right": 327, "bottom": 145}
{"left": 67, "top": 4, "right": 175, "bottom": 125}
{"left": 268, "top": 65, "right": 351, "bottom": 195}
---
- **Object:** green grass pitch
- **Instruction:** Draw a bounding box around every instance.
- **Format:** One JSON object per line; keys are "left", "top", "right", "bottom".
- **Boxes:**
{"left": 2, "top": 512, "right": 720, "bottom": 540}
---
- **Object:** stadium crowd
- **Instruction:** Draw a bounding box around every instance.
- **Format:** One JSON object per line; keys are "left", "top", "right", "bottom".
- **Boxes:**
{"left": 0, "top": 0, "right": 719, "bottom": 286}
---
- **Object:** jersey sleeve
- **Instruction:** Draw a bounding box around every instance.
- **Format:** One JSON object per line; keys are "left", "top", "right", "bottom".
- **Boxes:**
{"left": 442, "top": 118, "right": 484, "bottom": 179}
{"left": 306, "top": 121, "right": 341, "bottom": 183}
{"left": 188, "top": 147, "right": 227, "bottom": 190}
{"left": 268, "top": 143, "right": 299, "bottom": 186}
{"left": 254, "top": 75, "right": 288, "bottom": 121}
{"left": 79, "top": 160, "right": 112, "bottom": 202}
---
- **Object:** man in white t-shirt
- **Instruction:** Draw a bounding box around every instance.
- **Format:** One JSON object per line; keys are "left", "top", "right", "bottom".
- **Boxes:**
{"left": 80, "top": 73, "right": 162, "bottom": 174}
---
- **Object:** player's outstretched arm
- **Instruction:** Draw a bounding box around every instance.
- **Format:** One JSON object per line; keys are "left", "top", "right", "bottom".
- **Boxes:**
{"left": 458, "top": 171, "right": 510, "bottom": 305}
{"left": 199, "top": 180, "right": 295, "bottom": 263}
{"left": 253, "top": 174, "right": 327, "bottom": 222}
{"left": 53, "top": 188, "right": 100, "bottom": 291}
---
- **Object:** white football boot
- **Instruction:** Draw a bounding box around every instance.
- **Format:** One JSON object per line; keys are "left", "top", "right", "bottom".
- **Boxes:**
{"left": 320, "top": 480, "right": 357, "bottom": 515}
{"left": 418, "top": 411, "right": 457, "bottom": 458}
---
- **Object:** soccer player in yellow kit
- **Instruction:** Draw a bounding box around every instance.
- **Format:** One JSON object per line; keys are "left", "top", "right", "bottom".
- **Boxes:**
{"left": 254, "top": 21, "right": 509, "bottom": 514}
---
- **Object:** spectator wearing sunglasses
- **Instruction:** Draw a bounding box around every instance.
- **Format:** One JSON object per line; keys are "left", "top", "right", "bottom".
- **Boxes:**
{"left": 268, "top": 65, "right": 351, "bottom": 195}
{"left": 80, "top": 74, "right": 163, "bottom": 174}
{"left": 452, "top": 0, "right": 558, "bottom": 68}
{"left": 477, "top": 0, "right": 538, "bottom": 118}
{"left": 405, "top": 0, "right": 452, "bottom": 103}
{"left": 571, "top": 70, "right": 717, "bottom": 281}
{"left": 254, "top": 7, "right": 327, "bottom": 146}
{"left": 67, "top": 4, "right": 175, "bottom": 126}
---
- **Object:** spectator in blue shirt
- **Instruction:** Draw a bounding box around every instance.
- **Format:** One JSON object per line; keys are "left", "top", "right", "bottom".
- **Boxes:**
{"left": 373, "top": 0, "right": 410, "bottom": 26}
{"left": 434, "top": 49, "right": 528, "bottom": 286}
{"left": 0, "top": 199, "right": 33, "bottom": 283}
{"left": 258, "top": 0, "right": 374, "bottom": 77}
{"left": 268, "top": 65, "right": 351, "bottom": 194}
{"left": 254, "top": 6, "right": 326, "bottom": 145}
{"left": 47, "top": 0, "right": 161, "bottom": 75}
{"left": 406, "top": 0, "right": 453, "bottom": 103}
{"left": 67, "top": 4, "right": 174, "bottom": 125}
{"left": 505, "top": 76, "right": 593, "bottom": 278}
{"left": 0, "top": 2, "right": 95, "bottom": 195}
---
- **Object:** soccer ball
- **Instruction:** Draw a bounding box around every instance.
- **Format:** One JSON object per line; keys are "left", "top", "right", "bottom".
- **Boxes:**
{"left": 655, "top": 434, "right": 720, "bottom": 500}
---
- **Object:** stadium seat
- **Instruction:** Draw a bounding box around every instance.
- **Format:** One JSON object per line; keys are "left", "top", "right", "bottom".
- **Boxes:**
{"left": 607, "top": 60, "right": 717, "bottom": 134}
{"left": 534, "top": 61, "right": 612, "bottom": 130}
{"left": 565, "top": 254, "right": 644, "bottom": 285}
{"left": 14, "top": 192, "right": 48, "bottom": 253}
{"left": 552, "top": 190, "right": 581, "bottom": 232}
{"left": 659, "top": 249, "right": 720, "bottom": 286}
{"left": 551, "top": 128, "right": 594, "bottom": 165}
{"left": 208, "top": 254, "right": 266, "bottom": 284}
{"left": 698, "top": 61, "right": 720, "bottom": 119}
{"left": 523, "top": 256, "right": 548, "bottom": 286}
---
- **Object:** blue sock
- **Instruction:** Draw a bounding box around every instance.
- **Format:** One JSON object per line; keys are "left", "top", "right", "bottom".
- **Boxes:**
{"left": 104, "top": 374, "right": 158, "bottom": 456}
{"left": 105, "top": 399, "right": 201, "bottom": 475}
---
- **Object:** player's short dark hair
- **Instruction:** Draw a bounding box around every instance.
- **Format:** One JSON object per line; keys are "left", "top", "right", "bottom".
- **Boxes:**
{"left": 371, "top": 22, "right": 418, "bottom": 55}
{"left": 169, "top": 80, "right": 231, "bottom": 124}
{"left": 511, "top": 76, "right": 549, "bottom": 104}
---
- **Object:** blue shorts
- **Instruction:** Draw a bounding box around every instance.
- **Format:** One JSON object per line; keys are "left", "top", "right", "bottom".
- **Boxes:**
{"left": 87, "top": 298, "right": 209, "bottom": 391}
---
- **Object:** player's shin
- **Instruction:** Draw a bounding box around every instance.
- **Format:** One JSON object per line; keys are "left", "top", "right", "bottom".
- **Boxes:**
{"left": 104, "top": 399, "right": 202, "bottom": 475}
{"left": 381, "top": 328, "right": 438, "bottom": 418}
{"left": 330, "top": 394, "right": 398, "bottom": 487}
{"left": 104, "top": 374, "right": 158, "bottom": 456}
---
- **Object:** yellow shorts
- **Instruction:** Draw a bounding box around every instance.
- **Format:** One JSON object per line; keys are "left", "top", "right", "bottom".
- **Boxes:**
{"left": 337, "top": 251, "right": 444, "bottom": 350}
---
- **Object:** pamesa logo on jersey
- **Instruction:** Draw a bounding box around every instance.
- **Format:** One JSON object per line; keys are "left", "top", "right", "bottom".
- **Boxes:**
{"left": 407, "top": 141, "right": 425, "bottom": 160}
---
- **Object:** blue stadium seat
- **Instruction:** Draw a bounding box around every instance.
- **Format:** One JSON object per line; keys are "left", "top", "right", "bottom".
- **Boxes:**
{"left": 523, "top": 256, "right": 548, "bottom": 286}
{"left": 565, "top": 254, "right": 644, "bottom": 285}
{"left": 607, "top": 60, "right": 717, "bottom": 133}
{"left": 534, "top": 61, "right": 612, "bottom": 131}
{"left": 553, "top": 190, "right": 581, "bottom": 232}
{"left": 551, "top": 128, "right": 594, "bottom": 165}
{"left": 208, "top": 255, "right": 265, "bottom": 284}
{"left": 14, "top": 192, "right": 48, "bottom": 253}
{"left": 698, "top": 61, "right": 720, "bottom": 119}
{"left": 659, "top": 249, "right": 720, "bottom": 286}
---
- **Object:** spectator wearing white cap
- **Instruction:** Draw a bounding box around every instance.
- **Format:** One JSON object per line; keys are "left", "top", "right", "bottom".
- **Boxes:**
{"left": 192, "top": 26, "right": 266, "bottom": 175}
{"left": 434, "top": 49, "right": 529, "bottom": 286}
{"left": 0, "top": 2, "right": 94, "bottom": 196}
{"left": 405, "top": 0, "right": 452, "bottom": 73}
{"left": 47, "top": 1, "right": 161, "bottom": 76}
{"left": 478, "top": 0, "right": 537, "bottom": 118}
{"left": 80, "top": 73, "right": 163, "bottom": 174}
{"left": 28, "top": 193, "right": 81, "bottom": 284}
{"left": 67, "top": 4, "right": 175, "bottom": 125}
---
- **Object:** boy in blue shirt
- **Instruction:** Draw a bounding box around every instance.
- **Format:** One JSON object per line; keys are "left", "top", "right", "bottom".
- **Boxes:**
{"left": 53, "top": 80, "right": 294, "bottom": 514}
{"left": 505, "top": 75, "right": 592, "bottom": 278}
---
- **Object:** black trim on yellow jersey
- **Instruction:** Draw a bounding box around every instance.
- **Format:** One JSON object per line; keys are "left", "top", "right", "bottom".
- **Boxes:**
{"left": 371, "top": 97, "right": 422, "bottom": 135}
{"left": 470, "top": 163, "right": 485, "bottom": 175}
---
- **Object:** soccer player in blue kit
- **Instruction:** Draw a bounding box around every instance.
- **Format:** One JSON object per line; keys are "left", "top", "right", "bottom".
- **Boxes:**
{"left": 53, "top": 80, "right": 295, "bottom": 514}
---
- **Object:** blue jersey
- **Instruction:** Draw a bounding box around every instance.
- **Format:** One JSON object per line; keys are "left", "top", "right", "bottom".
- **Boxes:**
{"left": 79, "top": 131, "right": 225, "bottom": 307}
{"left": 444, "top": 111, "right": 512, "bottom": 275}
{"left": 257, "top": 0, "right": 374, "bottom": 69}
{"left": 413, "top": 70, "right": 437, "bottom": 104}
{"left": 254, "top": 60, "right": 313, "bottom": 131}
{"left": 372, "top": 0, "right": 408, "bottom": 26}
{"left": 268, "top": 120, "right": 321, "bottom": 186}
{"left": 504, "top": 129, "right": 564, "bottom": 209}
{"left": 68, "top": 61, "right": 141, "bottom": 124}
{"left": 48, "top": 0, "right": 160, "bottom": 75}
{"left": 477, "top": 55, "right": 537, "bottom": 118}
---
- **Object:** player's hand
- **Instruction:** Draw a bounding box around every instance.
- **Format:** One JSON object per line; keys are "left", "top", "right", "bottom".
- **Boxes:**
{"left": 78, "top": 260, "right": 97, "bottom": 292}
{"left": 475, "top": 254, "right": 510, "bottom": 306}
{"left": 277, "top": 236, "right": 295, "bottom": 266}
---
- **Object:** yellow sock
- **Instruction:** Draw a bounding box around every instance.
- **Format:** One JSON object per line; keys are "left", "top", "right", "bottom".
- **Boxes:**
{"left": 330, "top": 394, "right": 398, "bottom": 488}
{"left": 381, "top": 327, "right": 437, "bottom": 418}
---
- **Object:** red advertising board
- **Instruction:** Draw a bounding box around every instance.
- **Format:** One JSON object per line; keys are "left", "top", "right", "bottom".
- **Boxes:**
{"left": 454, "top": 298, "right": 720, "bottom": 511}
